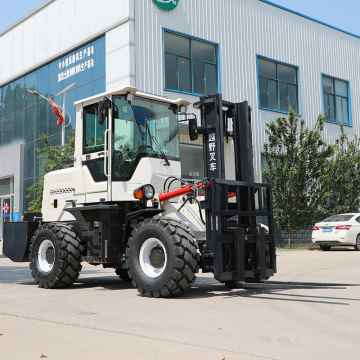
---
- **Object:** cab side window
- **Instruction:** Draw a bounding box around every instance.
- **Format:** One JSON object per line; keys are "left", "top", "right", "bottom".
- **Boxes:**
{"left": 356, "top": 216, "right": 360, "bottom": 223}
{"left": 83, "top": 104, "right": 107, "bottom": 153}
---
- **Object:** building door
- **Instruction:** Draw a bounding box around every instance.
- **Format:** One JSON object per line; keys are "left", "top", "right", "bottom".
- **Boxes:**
{"left": 0, "top": 197, "right": 13, "bottom": 240}
{"left": 0, "top": 177, "right": 14, "bottom": 240}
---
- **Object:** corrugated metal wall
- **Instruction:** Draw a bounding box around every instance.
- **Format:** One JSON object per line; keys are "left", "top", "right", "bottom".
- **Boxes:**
{"left": 134, "top": 0, "right": 360, "bottom": 181}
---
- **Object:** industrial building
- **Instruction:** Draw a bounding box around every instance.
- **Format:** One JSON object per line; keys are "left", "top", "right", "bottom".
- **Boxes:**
{"left": 0, "top": 0, "right": 359, "bottom": 236}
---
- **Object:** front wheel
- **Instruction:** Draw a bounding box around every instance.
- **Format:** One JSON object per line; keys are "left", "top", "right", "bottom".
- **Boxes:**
{"left": 320, "top": 245, "right": 331, "bottom": 251}
{"left": 29, "top": 223, "right": 82, "bottom": 288}
{"left": 126, "top": 217, "right": 200, "bottom": 297}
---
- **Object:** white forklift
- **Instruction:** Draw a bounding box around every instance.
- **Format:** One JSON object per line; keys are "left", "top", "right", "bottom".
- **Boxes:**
{"left": 3, "top": 87, "right": 277, "bottom": 297}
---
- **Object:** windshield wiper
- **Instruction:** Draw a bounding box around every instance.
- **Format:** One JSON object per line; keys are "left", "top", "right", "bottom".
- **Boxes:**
{"left": 136, "top": 117, "right": 171, "bottom": 166}
{"left": 148, "top": 133, "right": 170, "bottom": 166}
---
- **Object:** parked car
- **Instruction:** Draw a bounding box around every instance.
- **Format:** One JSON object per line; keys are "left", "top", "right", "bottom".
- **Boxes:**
{"left": 312, "top": 213, "right": 360, "bottom": 251}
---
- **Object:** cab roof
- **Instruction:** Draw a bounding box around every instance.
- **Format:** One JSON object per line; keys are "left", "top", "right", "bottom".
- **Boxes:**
{"left": 74, "top": 86, "right": 192, "bottom": 108}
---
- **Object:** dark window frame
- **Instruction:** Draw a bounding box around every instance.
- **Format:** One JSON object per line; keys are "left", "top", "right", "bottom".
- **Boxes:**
{"left": 257, "top": 55, "right": 299, "bottom": 115}
{"left": 163, "top": 29, "right": 219, "bottom": 96}
{"left": 322, "top": 74, "right": 351, "bottom": 126}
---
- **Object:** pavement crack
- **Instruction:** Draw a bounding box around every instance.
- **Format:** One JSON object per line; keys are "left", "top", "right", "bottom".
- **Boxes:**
{"left": 0, "top": 312, "right": 276, "bottom": 360}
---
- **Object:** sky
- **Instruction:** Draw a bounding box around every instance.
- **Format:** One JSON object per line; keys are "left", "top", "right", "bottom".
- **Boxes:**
{"left": 268, "top": 0, "right": 360, "bottom": 36}
{"left": 0, "top": 0, "right": 360, "bottom": 36}
{"left": 0, "top": 0, "right": 47, "bottom": 32}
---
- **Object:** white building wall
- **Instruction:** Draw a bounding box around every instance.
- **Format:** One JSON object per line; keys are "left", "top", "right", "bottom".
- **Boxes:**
{"left": 0, "top": 0, "right": 131, "bottom": 87}
{"left": 134, "top": 0, "right": 360, "bottom": 181}
{"left": 105, "top": 3, "right": 136, "bottom": 91}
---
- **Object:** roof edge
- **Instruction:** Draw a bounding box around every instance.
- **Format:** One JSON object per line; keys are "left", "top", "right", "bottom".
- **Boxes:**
{"left": 0, "top": 0, "right": 56, "bottom": 37}
{"left": 259, "top": 0, "right": 360, "bottom": 40}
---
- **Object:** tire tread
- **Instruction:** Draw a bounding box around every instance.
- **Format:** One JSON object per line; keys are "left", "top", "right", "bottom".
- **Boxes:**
{"left": 127, "top": 217, "right": 200, "bottom": 297}
{"left": 29, "top": 223, "right": 82, "bottom": 289}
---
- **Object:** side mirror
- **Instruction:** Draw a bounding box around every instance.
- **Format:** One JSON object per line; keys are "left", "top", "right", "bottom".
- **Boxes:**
{"left": 98, "top": 100, "right": 105, "bottom": 125}
{"left": 189, "top": 118, "right": 198, "bottom": 141}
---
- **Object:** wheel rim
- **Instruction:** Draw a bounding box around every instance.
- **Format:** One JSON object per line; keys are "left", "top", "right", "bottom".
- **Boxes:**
{"left": 37, "top": 239, "right": 55, "bottom": 273}
{"left": 139, "top": 238, "right": 167, "bottom": 278}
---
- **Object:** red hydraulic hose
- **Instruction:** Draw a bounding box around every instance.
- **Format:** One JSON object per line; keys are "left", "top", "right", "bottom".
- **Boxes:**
{"left": 158, "top": 181, "right": 235, "bottom": 202}
{"left": 159, "top": 182, "right": 206, "bottom": 202}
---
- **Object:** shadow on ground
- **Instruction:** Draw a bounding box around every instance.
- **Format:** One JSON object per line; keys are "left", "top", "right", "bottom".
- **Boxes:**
{"left": 0, "top": 262, "right": 358, "bottom": 306}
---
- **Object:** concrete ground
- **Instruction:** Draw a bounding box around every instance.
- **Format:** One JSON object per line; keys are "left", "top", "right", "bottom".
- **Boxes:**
{"left": 0, "top": 249, "right": 359, "bottom": 360}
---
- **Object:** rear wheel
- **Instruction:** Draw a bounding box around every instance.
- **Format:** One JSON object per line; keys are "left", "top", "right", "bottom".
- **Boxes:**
{"left": 127, "top": 217, "right": 200, "bottom": 297}
{"left": 29, "top": 223, "right": 82, "bottom": 288}
{"left": 355, "top": 235, "right": 360, "bottom": 251}
{"left": 320, "top": 245, "right": 331, "bottom": 251}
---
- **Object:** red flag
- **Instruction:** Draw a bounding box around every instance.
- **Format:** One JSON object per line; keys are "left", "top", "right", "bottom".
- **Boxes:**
{"left": 49, "top": 98, "right": 65, "bottom": 125}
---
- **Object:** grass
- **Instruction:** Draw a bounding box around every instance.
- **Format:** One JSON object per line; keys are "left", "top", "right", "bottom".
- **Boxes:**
{"left": 276, "top": 245, "right": 354, "bottom": 251}
{"left": 276, "top": 245, "right": 318, "bottom": 251}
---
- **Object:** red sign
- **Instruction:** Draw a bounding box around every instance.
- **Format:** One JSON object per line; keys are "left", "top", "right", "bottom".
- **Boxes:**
{"left": 3, "top": 203, "right": 9, "bottom": 214}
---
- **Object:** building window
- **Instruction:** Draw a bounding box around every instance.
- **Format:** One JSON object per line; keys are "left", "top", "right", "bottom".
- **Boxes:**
{"left": 258, "top": 57, "right": 299, "bottom": 114}
{"left": 0, "top": 176, "right": 14, "bottom": 197}
{"left": 322, "top": 75, "right": 350, "bottom": 125}
{"left": 164, "top": 30, "right": 218, "bottom": 96}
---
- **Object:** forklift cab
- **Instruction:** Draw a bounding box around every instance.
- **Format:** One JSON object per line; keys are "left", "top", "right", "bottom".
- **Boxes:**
{"left": 70, "top": 87, "right": 193, "bottom": 204}
{"left": 84, "top": 93, "right": 181, "bottom": 180}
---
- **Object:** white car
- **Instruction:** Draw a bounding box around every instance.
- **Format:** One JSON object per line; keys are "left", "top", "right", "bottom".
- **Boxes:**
{"left": 312, "top": 213, "right": 360, "bottom": 251}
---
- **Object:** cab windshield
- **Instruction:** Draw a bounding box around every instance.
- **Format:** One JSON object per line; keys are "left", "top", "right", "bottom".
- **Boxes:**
{"left": 112, "top": 95, "right": 180, "bottom": 180}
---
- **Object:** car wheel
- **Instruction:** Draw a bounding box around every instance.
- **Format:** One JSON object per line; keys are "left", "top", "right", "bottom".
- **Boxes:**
{"left": 355, "top": 235, "right": 360, "bottom": 251}
{"left": 320, "top": 245, "right": 331, "bottom": 251}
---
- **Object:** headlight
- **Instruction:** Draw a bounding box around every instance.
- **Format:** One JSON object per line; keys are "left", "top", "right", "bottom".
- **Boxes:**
{"left": 133, "top": 184, "right": 155, "bottom": 200}
{"left": 143, "top": 185, "right": 155, "bottom": 199}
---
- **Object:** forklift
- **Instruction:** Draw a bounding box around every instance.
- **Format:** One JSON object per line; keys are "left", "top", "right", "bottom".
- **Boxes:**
{"left": 3, "top": 87, "right": 276, "bottom": 297}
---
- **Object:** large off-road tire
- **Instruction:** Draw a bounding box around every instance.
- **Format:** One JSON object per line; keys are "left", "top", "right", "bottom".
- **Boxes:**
{"left": 29, "top": 223, "right": 82, "bottom": 289}
{"left": 126, "top": 217, "right": 200, "bottom": 297}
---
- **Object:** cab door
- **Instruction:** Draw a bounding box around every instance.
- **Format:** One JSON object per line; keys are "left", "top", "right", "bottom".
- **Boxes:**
{"left": 81, "top": 102, "right": 112, "bottom": 203}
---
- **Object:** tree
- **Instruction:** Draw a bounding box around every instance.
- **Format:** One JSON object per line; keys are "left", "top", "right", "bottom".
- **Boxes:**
{"left": 324, "top": 126, "right": 360, "bottom": 214}
{"left": 263, "top": 109, "right": 333, "bottom": 247}
{"left": 27, "top": 132, "right": 75, "bottom": 213}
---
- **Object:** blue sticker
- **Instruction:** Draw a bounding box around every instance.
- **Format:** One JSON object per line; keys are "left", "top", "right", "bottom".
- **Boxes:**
{"left": 12, "top": 212, "right": 20, "bottom": 222}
